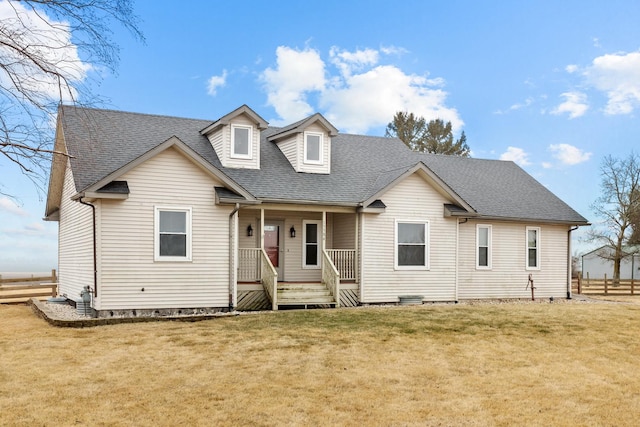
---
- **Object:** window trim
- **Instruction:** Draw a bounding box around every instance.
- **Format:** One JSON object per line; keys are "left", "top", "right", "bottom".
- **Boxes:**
{"left": 526, "top": 226, "right": 540, "bottom": 270}
{"left": 394, "top": 219, "right": 430, "bottom": 270}
{"left": 154, "top": 206, "right": 192, "bottom": 262}
{"left": 302, "top": 219, "right": 321, "bottom": 269}
{"left": 476, "top": 224, "right": 492, "bottom": 270}
{"left": 230, "top": 124, "right": 253, "bottom": 159}
{"left": 303, "top": 131, "right": 323, "bottom": 165}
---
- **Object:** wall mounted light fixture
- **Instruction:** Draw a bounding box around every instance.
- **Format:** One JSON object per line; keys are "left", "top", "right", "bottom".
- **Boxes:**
{"left": 247, "top": 224, "right": 253, "bottom": 237}
{"left": 290, "top": 226, "right": 296, "bottom": 238}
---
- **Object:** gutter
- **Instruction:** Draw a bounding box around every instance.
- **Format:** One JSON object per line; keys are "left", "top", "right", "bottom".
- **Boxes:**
{"left": 77, "top": 196, "right": 98, "bottom": 298}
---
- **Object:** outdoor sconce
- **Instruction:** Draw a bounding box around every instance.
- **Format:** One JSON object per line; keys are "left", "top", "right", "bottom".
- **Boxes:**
{"left": 290, "top": 226, "right": 296, "bottom": 238}
{"left": 247, "top": 224, "right": 253, "bottom": 237}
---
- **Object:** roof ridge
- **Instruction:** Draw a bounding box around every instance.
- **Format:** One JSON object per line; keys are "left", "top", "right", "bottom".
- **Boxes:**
{"left": 60, "top": 104, "right": 213, "bottom": 123}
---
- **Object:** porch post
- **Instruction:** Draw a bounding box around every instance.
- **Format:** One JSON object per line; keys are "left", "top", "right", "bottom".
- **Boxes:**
{"left": 260, "top": 208, "right": 265, "bottom": 250}
{"left": 322, "top": 211, "right": 327, "bottom": 251}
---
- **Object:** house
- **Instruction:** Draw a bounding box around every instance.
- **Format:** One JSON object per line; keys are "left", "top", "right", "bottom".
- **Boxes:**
{"left": 581, "top": 245, "right": 640, "bottom": 280}
{"left": 44, "top": 105, "right": 589, "bottom": 316}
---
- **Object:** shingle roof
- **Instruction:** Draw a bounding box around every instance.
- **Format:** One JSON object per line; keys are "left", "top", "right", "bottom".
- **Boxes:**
{"left": 57, "top": 105, "right": 588, "bottom": 224}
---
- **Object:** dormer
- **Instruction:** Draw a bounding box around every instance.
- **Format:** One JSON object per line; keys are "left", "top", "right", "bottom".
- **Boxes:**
{"left": 200, "top": 105, "right": 268, "bottom": 169}
{"left": 267, "top": 113, "right": 338, "bottom": 174}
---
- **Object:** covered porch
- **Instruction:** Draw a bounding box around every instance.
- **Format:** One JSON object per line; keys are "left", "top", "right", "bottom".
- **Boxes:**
{"left": 233, "top": 205, "right": 359, "bottom": 310}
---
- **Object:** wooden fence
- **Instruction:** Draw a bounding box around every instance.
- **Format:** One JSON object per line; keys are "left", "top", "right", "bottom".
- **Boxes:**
{"left": 0, "top": 270, "right": 58, "bottom": 304}
{"left": 572, "top": 273, "right": 637, "bottom": 296}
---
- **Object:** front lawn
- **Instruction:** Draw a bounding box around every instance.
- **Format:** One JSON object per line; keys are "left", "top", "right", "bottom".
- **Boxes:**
{"left": 1, "top": 301, "right": 638, "bottom": 426}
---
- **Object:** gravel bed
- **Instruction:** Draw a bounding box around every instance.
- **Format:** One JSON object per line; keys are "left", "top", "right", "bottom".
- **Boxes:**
{"left": 43, "top": 295, "right": 600, "bottom": 322}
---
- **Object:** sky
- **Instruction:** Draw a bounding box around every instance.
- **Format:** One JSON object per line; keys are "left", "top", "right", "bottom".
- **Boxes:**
{"left": 1, "top": 0, "right": 640, "bottom": 271}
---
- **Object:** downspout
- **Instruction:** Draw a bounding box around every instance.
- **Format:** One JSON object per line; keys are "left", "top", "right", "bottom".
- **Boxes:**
{"left": 78, "top": 198, "right": 97, "bottom": 297}
{"left": 567, "top": 225, "right": 579, "bottom": 299}
{"left": 455, "top": 218, "right": 468, "bottom": 302}
{"left": 228, "top": 203, "right": 241, "bottom": 311}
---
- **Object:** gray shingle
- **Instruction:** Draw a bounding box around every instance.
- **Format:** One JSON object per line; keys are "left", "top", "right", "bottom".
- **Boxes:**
{"left": 59, "top": 106, "right": 588, "bottom": 224}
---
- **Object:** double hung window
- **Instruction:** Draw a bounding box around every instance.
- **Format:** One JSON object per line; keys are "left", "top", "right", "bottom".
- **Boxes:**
{"left": 231, "top": 125, "right": 252, "bottom": 159}
{"left": 155, "top": 207, "right": 192, "bottom": 261}
{"left": 395, "top": 220, "right": 429, "bottom": 269}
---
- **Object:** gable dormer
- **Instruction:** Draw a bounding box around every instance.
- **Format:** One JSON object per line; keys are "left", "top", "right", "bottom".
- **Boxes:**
{"left": 200, "top": 105, "right": 268, "bottom": 169}
{"left": 267, "top": 113, "right": 338, "bottom": 174}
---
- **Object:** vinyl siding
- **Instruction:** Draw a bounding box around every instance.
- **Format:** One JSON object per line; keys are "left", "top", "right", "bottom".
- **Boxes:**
{"left": 457, "top": 220, "right": 570, "bottom": 299}
{"left": 332, "top": 213, "right": 356, "bottom": 249}
{"left": 97, "top": 147, "right": 232, "bottom": 310}
{"left": 361, "top": 173, "right": 457, "bottom": 303}
{"left": 58, "top": 161, "right": 94, "bottom": 300}
{"left": 299, "top": 123, "right": 331, "bottom": 174}
{"left": 275, "top": 135, "right": 298, "bottom": 171}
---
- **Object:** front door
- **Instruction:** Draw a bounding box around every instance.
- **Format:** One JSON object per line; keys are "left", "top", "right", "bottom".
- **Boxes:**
{"left": 264, "top": 221, "right": 284, "bottom": 280}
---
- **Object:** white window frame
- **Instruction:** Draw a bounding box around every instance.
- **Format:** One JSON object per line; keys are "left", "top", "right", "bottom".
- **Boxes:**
{"left": 302, "top": 219, "right": 321, "bottom": 269}
{"left": 394, "top": 220, "right": 430, "bottom": 270}
{"left": 231, "top": 124, "right": 253, "bottom": 159}
{"left": 154, "top": 206, "right": 192, "bottom": 262}
{"left": 303, "top": 131, "right": 323, "bottom": 165}
{"left": 476, "top": 224, "right": 492, "bottom": 270}
{"left": 526, "top": 226, "right": 540, "bottom": 270}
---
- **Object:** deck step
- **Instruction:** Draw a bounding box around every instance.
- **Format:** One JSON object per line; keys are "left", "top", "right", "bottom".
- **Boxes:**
{"left": 277, "top": 283, "right": 326, "bottom": 291}
{"left": 278, "top": 296, "right": 337, "bottom": 305}
{"left": 275, "top": 282, "right": 337, "bottom": 306}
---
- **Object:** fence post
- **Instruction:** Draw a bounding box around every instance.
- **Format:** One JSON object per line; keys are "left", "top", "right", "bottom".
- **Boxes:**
{"left": 577, "top": 272, "right": 582, "bottom": 294}
{"left": 632, "top": 278, "right": 635, "bottom": 296}
{"left": 604, "top": 274, "right": 608, "bottom": 295}
{"left": 51, "top": 269, "right": 57, "bottom": 283}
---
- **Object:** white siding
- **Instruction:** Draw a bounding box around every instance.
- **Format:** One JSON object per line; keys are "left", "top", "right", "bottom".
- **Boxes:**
{"left": 58, "top": 161, "right": 94, "bottom": 300}
{"left": 206, "top": 114, "right": 260, "bottom": 170}
{"left": 275, "top": 135, "right": 298, "bottom": 171}
{"left": 361, "top": 173, "right": 457, "bottom": 303}
{"left": 97, "top": 147, "right": 233, "bottom": 310}
{"left": 458, "top": 220, "right": 570, "bottom": 299}
{"left": 332, "top": 213, "right": 356, "bottom": 249}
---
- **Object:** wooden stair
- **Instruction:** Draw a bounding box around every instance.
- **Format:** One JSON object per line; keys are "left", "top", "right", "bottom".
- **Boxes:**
{"left": 276, "top": 282, "right": 337, "bottom": 307}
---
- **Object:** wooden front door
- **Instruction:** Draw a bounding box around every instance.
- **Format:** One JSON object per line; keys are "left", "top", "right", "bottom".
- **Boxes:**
{"left": 264, "top": 222, "right": 284, "bottom": 280}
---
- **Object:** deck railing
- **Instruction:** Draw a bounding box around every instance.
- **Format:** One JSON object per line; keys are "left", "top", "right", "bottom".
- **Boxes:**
{"left": 326, "top": 249, "right": 356, "bottom": 281}
{"left": 322, "top": 250, "right": 340, "bottom": 307}
{"left": 260, "top": 249, "right": 278, "bottom": 310}
{"left": 238, "top": 248, "right": 261, "bottom": 282}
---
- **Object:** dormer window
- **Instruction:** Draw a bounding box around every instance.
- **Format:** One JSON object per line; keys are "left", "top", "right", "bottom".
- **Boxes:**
{"left": 304, "top": 131, "right": 323, "bottom": 164}
{"left": 231, "top": 125, "right": 252, "bottom": 159}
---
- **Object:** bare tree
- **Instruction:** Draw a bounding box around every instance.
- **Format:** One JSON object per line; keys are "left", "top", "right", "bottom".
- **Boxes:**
{"left": 588, "top": 152, "right": 640, "bottom": 281}
{"left": 385, "top": 111, "right": 470, "bottom": 156}
{"left": 0, "top": 0, "right": 143, "bottom": 197}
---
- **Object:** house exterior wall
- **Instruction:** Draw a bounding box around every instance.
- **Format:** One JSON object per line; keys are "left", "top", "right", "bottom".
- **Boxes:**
{"left": 360, "top": 173, "right": 457, "bottom": 303}
{"left": 582, "top": 250, "right": 640, "bottom": 280}
{"left": 332, "top": 213, "right": 356, "bottom": 249}
{"left": 96, "top": 147, "right": 233, "bottom": 310}
{"left": 276, "top": 123, "right": 331, "bottom": 174}
{"left": 58, "top": 161, "right": 94, "bottom": 300}
{"left": 275, "top": 135, "right": 298, "bottom": 171}
{"left": 457, "top": 220, "right": 570, "bottom": 299}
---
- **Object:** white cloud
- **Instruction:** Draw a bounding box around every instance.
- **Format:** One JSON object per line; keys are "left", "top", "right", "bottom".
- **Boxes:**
{"left": 584, "top": 50, "right": 640, "bottom": 115}
{"left": 549, "top": 143, "right": 592, "bottom": 165}
{"left": 500, "top": 147, "right": 531, "bottom": 166}
{"left": 0, "top": 1, "right": 90, "bottom": 102}
{"left": 0, "top": 197, "right": 29, "bottom": 217}
{"left": 551, "top": 91, "right": 589, "bottom": 119}
{"left": 260, "top": 45, "right": 462, "bottom": 134}
{"left": 565, "top": 64, "right": 578, "bottom": 73}
{"left": 207, "top": 70, "right": 227, "bottom": 96}
{"left": 261, "top": 46, "right": 327, "bottom": 124}
{"left": 495, "top": 97, "right": 533, "bottom": 114}
{"left": 542, "top": 162, "right": 553, "bottom": 169}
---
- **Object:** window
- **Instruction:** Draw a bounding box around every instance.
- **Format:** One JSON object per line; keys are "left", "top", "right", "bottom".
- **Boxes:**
{"left": 395, "top": 220, "right": 429, "bottom": 269}
{"left": 155, "top": 207, "right": 192, "bottom": 261}
{"left": 526, "top": 227, "right": 540, "bottom": 269}
{"left": 476, "top": 225, "right": 492, "bottom": 269}
{"left": 304, "top": 132, "right": 323, "bottom": 164}
{"left": 231, "top": 125, "right": 252, "bottom": 159}
{"left": 303, "top": 220, "right": 321, "bottom": 268}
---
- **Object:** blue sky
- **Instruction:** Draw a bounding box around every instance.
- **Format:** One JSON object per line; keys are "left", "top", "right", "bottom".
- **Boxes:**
{"left": 1, "top": 0, "right": 640, "bottom": 271}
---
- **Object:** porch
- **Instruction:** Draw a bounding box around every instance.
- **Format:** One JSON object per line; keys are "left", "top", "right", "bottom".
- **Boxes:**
{"left": 233, "top": 207, "right": 359, "bottom": 310}
{"left": 236, "top": 248, "right": 359, "bottom": 310}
